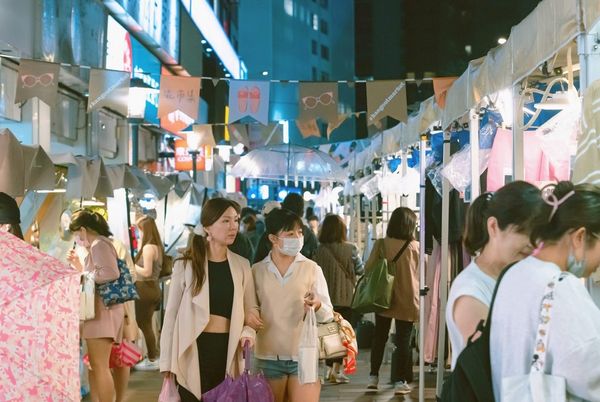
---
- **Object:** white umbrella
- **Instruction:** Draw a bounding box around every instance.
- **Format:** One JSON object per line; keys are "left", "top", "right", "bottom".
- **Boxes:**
{"left": 230, "top": 144, "right": 347, "bottom": 183}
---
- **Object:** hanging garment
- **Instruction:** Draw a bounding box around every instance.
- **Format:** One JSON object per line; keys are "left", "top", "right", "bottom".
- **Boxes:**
{"left": 573, "top": 79, "right": 600, "bottom": 185}
{"left": 424, "top": 242, "right": 442, "bottom": 364}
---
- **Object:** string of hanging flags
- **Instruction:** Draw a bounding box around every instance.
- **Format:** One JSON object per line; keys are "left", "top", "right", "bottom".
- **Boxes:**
{"left": 6, "top": 56, "right": 454, "bottom": 138}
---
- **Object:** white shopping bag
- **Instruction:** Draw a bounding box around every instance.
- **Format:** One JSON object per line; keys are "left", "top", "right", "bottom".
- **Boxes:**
{"left": 298, "top": 306, "right": 319, "bottom": 384}
{"left": 79, "top": 272, "right": 95, "bottom": 321}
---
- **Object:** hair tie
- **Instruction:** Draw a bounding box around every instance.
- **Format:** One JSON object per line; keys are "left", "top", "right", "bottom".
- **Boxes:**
{"left": 193, "top": 224, "right": 206, "bottom": 236}
{"left": 541, "top": 187, "right": 575, "bottom": 222}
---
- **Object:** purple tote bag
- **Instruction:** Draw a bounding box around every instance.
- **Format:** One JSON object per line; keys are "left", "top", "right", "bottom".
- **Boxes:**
{"left": 203, "top": 342, "right": 274, "bottom": 402}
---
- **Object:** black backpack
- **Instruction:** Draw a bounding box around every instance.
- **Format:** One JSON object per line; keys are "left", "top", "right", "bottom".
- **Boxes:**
{"left": 440, "top": 263, "right": 515, "bottom": 402}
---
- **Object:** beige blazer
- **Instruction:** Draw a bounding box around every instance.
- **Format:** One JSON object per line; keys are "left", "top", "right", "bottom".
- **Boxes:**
{"left": 159, "top": 250, "right": 256, "bottom": 399}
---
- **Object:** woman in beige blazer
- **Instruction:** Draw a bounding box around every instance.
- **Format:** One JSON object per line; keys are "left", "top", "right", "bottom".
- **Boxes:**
{"left": 160, "top": 198, "right": 258, "bottom": 401}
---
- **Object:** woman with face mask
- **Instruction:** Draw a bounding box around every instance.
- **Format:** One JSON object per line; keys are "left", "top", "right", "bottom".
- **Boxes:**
{"left": 160, "top": 198, "right": 258, "bottom": 402}
{"left": 66, "top": 209, "right": 124, "bottom": 402}
{"left": 446, "top": 181, "right": 543, "bottom": 369}
{"left": 490, "top": 182, "right": 600, "bottom": 401}
{"left": 250, "top": 208, "right": 334, "bottom": 402}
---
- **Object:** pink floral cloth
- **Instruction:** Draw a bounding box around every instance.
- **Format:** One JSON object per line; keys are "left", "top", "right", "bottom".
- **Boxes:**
{"left": 0, "top": 231, "right": 81, "bottom": 401}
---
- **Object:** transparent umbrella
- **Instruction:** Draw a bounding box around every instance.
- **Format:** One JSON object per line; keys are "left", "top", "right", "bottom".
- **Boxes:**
{"left": 230, "top": 144, "right": 347, "bottom": 183}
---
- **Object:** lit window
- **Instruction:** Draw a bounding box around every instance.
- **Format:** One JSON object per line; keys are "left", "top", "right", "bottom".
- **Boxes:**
{"left": 312, "top": 14, "right": 319, "bottom": 31}
{"left": 284, "top": 0, "right": 294, "bottom": 16}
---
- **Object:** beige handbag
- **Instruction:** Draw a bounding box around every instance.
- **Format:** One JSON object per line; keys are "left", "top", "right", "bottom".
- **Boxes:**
{"left": 318, "top": 321, "right": 347, "bottom": 359}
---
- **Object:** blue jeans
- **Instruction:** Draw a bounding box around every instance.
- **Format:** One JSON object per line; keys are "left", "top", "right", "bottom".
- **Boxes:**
{"left": 255, "top": 358, "right": 299, "bottom": 379}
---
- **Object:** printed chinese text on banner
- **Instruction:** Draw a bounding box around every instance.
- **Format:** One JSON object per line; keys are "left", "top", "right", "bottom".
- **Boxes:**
{"left": 432, "top": 77, "right": 458, "bottom": 109}
{"left": 366, "top": 80, "right": 407, "bottom": 126}
{"left": 157, "top": 76, "right": 201, "bottom": 121}
{"left": 228, "top": 80, "right": 270, "bottom": 125}
{"left": 15, "top": 59, "right": 60, "bottom": 107}
{"left": 298, "top": 82, "right": 338, "bottom": 123}
{"left": 88, "top": 68, "right": 130, "bottom": 115}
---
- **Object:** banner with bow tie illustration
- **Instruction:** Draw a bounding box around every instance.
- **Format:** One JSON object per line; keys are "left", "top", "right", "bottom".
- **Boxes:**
{"left": 298, "top": 82, "right": 338, "bottom": 123}
{"left": 15, "top": 59, "right": 60, "bottom": 107}
{"left": 228, "top": 80, "right": 270, "bottom": 125}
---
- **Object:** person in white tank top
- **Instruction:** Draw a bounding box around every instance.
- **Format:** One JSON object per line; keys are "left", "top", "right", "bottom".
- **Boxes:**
{"left": 446, "top": 181, "right": 544, "bottom": 368}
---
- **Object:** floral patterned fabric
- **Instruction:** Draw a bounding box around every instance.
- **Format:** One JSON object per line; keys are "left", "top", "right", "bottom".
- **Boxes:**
{"left": 0, "top": 231, "right": 81, "bottom": 401}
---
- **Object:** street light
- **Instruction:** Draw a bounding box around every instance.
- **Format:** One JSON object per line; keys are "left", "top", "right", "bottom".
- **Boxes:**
{"left": 181, "top": 124, "right": 216, "bottom": 182}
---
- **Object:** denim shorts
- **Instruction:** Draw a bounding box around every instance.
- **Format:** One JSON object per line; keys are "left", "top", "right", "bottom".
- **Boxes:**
{"left": 255, "top": 358, "right": 299, "bottom": 379}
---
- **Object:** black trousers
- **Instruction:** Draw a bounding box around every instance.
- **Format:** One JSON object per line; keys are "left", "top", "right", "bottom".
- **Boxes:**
{"left": 370, "top": 315, "right": 414, "bottom": 383}
{"left": 178, "top": 332, "right": 229, "bottom": 401}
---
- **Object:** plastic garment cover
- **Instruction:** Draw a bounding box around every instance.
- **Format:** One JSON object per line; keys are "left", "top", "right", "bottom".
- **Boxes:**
{"left": 441, "top": 145, "right": 491, "bottom": 193}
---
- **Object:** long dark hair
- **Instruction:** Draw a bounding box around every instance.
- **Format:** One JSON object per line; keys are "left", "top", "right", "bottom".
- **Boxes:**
{"left": 463, "top": 181, "right": 542, "bottom": 256}
{"left": 181, "top": 198, "right": 240, "bottom": 296}
{"left": 135, "top": 215, "right": 165, "bottom": 264}
{"left": 531, "top": 181, "right": 600, "bottom": 246}
{"left": 319, "top": 214, "right": 347, "bottom": 244}
{"left": 69, "top": 209, "right": 112, "bottom": 237}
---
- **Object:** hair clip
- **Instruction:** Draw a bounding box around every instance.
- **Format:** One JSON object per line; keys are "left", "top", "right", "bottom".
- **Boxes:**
{"left": 193, "top": 224, "right": 206, "bottom": 236}
{"left": 541, "top": 187, "right": 575, "bottom": 222}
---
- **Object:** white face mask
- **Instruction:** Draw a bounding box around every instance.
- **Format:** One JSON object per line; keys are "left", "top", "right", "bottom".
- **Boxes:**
{"left": 278, "top": 236, "right": 304, "bottom": 256}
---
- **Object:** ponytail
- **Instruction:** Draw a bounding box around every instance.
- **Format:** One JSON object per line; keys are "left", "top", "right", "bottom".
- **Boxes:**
{"left": 463, "top": 181, "right": 543, "bottom": 256}
{"left": 463, "top": 193, "right": 494, "bottom": 255}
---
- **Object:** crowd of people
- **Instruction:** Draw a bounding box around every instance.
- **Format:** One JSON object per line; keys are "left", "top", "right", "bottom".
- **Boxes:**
{"left": 3, "top": 177, "right": 600, "bottom": 401}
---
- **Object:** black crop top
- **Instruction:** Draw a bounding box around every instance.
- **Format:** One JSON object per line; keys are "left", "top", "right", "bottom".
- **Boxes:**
{"left": 208, "top": 260, "right": 234, "bottom": 319}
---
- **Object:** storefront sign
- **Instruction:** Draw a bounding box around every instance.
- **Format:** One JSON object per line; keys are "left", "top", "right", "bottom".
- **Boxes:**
{"left": 174, "top": 139, "right": 205, "bottom": 171}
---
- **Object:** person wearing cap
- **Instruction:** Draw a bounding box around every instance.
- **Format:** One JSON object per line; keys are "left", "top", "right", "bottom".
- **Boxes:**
{"left": 0, "top": 192, "right": 23, "bottom": 240}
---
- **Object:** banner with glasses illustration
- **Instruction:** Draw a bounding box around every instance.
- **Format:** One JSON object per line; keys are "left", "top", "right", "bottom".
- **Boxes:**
{"left": 297, "top": 82, "right": 339, "bottom": 123}
{"left": 15, "top": 59, "right": 60, "bottom": 107}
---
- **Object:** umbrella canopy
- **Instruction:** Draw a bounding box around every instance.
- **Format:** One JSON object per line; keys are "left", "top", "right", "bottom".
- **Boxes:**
{"left": 230, "top": 144, "right": 347, "bottom": 183}
{"left": 0, "top": 231, "right": 81, "bottom": 400}
{"left": 21, "top": 145, "right": 55, "bottom": 192}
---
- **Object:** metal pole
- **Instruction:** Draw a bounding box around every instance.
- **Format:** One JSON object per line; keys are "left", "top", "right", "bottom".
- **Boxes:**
{"left": 512, "top": 84, "right": 524, "bottom": 182}
{"left": 469, "top": 109, "right": 481, "bottom": 200}
{"left": 191, "top": 151, "right": 198, "bottom": 182}
{"left": 131, "top": 123, "right": 139, "bottom": 167}
{"left": 125, "top": 188, "right": 135, "bottom": 259}
{"left": 418, "top": 134, "right": 428, "bottom": 402}
{"left": 436, "top": 130, "right": 451, "bottom": 396}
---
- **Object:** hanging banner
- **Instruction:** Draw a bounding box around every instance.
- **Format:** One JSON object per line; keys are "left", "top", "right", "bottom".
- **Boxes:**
{"left": 157, "top": 75, "right": 201, "bottom": 120}
{"left": 366, "top": 80, "right": 407, "bottom": 126}
{"left": 298, "top": 82, "right": 338, "bottom": 123}
{"left": 327, "top": 113, "right": 351, "bottom": 139}
{"left": 228, "top": 80, "right": 270, "bottom": 125}
{"left": 87, "top": 68, "right": 130, "bottom": 115}
{"left": 228, "top": 124, "right": 250, "bottom": 147}
{"left": 433, "top": 77, "right": 458, "bottom": 109}
{"left": 296, "top": 119, "right": 321, "bottom": 138}
{"left": 15, "top": 59, "right": 60, "bottom": 107}
{"left": 192, "top": 124, "right": 217, "bottom": 148}
{"left": 248, "top": 123, "right": 283, "bottom": 149}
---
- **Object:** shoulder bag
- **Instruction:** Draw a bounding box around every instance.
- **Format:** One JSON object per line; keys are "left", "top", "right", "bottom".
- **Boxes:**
{"left": 97, "top": 258, "right": 139, "bottom": 306}
{"left": 350, "top": 240, "right": 410, "bottom": 314}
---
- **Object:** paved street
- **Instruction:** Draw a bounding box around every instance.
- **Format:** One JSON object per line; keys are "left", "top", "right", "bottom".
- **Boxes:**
{"left": 116, "top": 350, "right": 440, "bottom": 401}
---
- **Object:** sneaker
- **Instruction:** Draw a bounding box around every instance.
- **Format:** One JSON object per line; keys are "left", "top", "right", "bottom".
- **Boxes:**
{"left": 394, "top": 381, "right": 412, "bottom": 395}
{"left": 366, "top": 375, "right": 379, "bottom": 390}
{"left": 333, "top": 372, "right": 350, "bottom": 384}
{"left": 135, "top": 358, "right": 159, "bottom": 371}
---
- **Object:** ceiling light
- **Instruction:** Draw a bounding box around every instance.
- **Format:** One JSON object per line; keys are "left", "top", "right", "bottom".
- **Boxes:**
{"left": 262, "top": 71, "right": 269, "bottom": 76}
{"left": 497, "top": 37, "right": 507, "bottom": 45}
{"left": 206, "top": 48, "right": 213, "bottom": 53}
{"left": 201, "top": 39, "right": 207, "bottom": 44}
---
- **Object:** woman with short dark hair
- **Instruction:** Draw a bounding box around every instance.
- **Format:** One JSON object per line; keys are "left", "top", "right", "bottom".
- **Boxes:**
{"left": 0, "top": 192, "right": 23, "bottom": 239}
{"left": 312, "top": 214, "right": 363, "bottom": 383}
{"left": 366, "top": 207, "right": 419, "bottom": 395}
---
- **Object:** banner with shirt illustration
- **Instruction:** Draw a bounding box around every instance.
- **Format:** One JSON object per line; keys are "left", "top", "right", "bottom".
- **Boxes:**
{"left": 228, "top": 80, "right": 270, "bottom": 125}
{"left": 298, "top": 82, "right": 338, "bottom": 123}
{"left": 157, "top": 76, "right": 201, "bottom": 121}
{"left": 366, "top": 80, "right": 407, "bottom": 126}
{"left": 15, "top": 59, "right": 60, "bottom": 107}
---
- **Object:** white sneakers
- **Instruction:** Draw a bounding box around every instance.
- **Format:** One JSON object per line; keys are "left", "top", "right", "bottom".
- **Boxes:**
{"left": 134, "top": 357, "right": 159, "bottom": 371}
{"left": 327, "top": 370, "right": 350, "bottom": 384}
{"left": 366, "top": 375, "right": 379, "bottom": 390}
{"left": 394, "top": 381, "right": 412, "bottom": 395}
